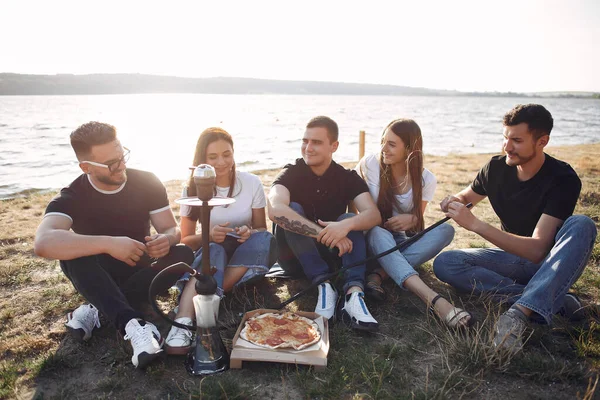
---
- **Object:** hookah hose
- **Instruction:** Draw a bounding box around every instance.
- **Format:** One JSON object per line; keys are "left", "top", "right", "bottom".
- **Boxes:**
{"left": 148, "top": 262, "right": 201, "bottom": 330}
{"left": 148, "top": 205, "right": 472, "bottom": 322}
{"left": 276, "top": 204, "right": 472, "bottom": 310}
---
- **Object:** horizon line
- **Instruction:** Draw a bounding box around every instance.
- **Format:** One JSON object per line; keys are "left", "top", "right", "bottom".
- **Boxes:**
{"left": 1, "top": 72, "right": 599, "bottom": 95}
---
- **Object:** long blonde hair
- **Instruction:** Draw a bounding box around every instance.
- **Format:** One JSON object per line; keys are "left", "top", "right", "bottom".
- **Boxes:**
{"left": 377, "top": 119, "right": 424, "bottom": 233}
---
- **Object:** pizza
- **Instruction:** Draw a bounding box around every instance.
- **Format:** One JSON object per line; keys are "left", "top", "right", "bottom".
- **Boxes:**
{"left": 240, "top": 312, "right": 321, "bottom": 350}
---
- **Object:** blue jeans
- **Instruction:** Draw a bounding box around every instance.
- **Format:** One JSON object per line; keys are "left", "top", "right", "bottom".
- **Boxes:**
{"left": 366, "top": 223, "right": 455, "bottom": 289}
{"left": 276, "top": 202, "right": 368, "bottom": 292}
{"left": 185, "top": 231, "right": 276, "bottom": 290}
{"left": 433, "top": 215, "right": 597, "bottom": 324}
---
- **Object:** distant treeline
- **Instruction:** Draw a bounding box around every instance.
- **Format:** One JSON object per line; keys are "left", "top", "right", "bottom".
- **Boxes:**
{"left": 0, "top": 73, "right": 598, "bottom": 98}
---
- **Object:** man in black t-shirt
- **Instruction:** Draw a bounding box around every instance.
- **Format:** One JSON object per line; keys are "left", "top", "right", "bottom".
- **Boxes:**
{"left": 34, "top": 122, "right": 193, "bottom": 368}
{"left": 268, "top": 116, "right": 382, "bottom": 331}
{"left": 433, "top": 104, "right": 597, "bottom": 353}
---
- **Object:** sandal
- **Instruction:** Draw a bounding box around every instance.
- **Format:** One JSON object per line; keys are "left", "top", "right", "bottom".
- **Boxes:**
{"left": 365, "top": 272, "right": 386, "bottom": 302}
{"left": 430, "top": 294, "right": 474, "bottom": 329}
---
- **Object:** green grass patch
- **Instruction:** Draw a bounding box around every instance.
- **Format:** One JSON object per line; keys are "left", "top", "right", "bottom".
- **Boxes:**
{"left": 468, "top": 241, "right": 489, "bottom": 249}
{"left": 0, "top": 361, "right": 20, "bottom": 399}
{"left": 589, "top": 237, "right": 600, "bottom": 265}
{"left": 0, "top": 308, "right": 14, "bottom": 325}
{"left": 573, "top": 266, "right": 600, "bottom": 295}
{"left": 508, "top": 352, "right": 587, "bottom": 383}
{"left": 183, "top": 374, "right": 249, "bottom": 399}
{"left": 32, "top": 352, "right": 72, "bottom": 377}
{"left": 40, "top": 287, "right": 82, "bottom": 319}
{"left": 574, "top": 322, "right": 600, "bottom": 361}
{"left": 95, "top": 376, "right": 125, "bottom": 394}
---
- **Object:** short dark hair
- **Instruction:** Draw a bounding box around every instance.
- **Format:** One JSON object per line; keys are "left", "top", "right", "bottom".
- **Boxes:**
{"left": 503, "top": 104, "right": 553, "bottom": 140}
{"left": 70, "top": 122, "right": 117, "bottom": 159}
{"left": 306, "top": 116, "right": 339, "bottom": 142}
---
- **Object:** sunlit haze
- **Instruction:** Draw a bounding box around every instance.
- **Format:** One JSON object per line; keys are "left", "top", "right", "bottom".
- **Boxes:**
{"left": 2, "top": 0, "right": 599, "bottom": 92}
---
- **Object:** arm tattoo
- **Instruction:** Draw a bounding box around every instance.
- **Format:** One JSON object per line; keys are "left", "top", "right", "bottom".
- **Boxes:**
{"left": 273, "top": 216, "right": 318, "bottom": 236}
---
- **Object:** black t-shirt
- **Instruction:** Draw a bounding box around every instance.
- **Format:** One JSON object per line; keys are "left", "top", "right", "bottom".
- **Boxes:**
{"left": 45, "top": 169, "right": 170, "bottom": 243}
{"left": 471, "top": 154, "right": 581, "bottom": 237}
{"left": 272, "top": 158, "right": 369, "bottom": 222}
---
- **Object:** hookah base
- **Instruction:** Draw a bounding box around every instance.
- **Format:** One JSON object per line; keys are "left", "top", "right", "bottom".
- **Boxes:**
{"left": 184, "top": 328, "right": 230, "bottom": 376}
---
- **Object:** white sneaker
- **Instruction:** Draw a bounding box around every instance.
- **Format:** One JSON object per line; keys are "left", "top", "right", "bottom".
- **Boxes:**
{"left": 315, "top": 282, "right": 338, "bottom": 320}
{"left": 65, "top": 304, "right": 100, "bottom": 342}
{"left": 123, "top": 319, "right": 164, "bottom": 368}
{"left": 341, "top": 292, "right": 379, "bottom": 332}
{"left": 165, "top": 317, "right": 194, "bottom": 355}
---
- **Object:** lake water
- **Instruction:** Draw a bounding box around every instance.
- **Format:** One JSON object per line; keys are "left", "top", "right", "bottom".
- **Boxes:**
{"left": 1, "top": 94, "right": 599, "bottom": 199}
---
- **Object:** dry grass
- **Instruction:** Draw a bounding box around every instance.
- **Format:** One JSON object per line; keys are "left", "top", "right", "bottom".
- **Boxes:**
{"left": 1, "top": 143, "right": 599, "bottom": 399}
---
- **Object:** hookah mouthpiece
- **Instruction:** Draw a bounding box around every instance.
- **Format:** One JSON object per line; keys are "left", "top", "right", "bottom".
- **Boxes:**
{"left": 193, "top": 164, "right": 216, "bottom": 201}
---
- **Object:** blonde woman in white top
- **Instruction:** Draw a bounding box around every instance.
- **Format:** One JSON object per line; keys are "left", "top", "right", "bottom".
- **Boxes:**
{"left": 357, "top": 119, "right": 472, "bottom": 329}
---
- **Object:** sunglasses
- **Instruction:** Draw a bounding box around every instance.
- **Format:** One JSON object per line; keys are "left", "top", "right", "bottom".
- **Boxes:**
{"left": 81, "top": 147, "right": 130, "bottom": 172}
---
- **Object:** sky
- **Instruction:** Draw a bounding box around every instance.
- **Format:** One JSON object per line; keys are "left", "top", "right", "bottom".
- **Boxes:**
{"left": 1, "top": 0, "right": 599, "bottom": 93}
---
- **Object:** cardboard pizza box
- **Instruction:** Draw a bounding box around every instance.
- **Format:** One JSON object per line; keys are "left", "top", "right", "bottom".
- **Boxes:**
{"left": 230, "top": 309, "right": 330, "bottom": 370}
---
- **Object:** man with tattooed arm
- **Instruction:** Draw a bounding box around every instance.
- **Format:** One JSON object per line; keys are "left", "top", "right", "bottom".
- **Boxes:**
{"left": 268, "top": 116, "right": 382, "bottom": 331}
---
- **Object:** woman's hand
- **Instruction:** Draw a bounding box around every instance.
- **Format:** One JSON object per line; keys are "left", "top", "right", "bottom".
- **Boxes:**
{"left": 384, "top": 214, "right": 416, "bottom": 232}
{"left": 211, "top": 222, "right": 235, "bottom": 243}
{"left": 235, "top": 225, "right": 252, "bottom": 243}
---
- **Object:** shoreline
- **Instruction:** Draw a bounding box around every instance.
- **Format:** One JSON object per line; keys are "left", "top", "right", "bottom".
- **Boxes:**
{"left": 4, "top": 142, "right": 598, "bottom": 202}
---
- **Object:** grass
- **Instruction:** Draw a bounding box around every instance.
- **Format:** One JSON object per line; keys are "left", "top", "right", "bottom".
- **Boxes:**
{"left": 0, "top": 143, "right": 599, "bottom": 399}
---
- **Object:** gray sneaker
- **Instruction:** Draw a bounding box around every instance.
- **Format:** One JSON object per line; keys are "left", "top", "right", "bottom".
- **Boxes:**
{"left": 493, "top": 308, "right": 528, "bottom": 353}
{"left": 561, "top": 293, "right": 585, "bottom": 321}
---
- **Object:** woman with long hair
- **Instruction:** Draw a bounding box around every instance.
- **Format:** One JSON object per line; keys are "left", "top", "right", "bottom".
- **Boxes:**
{"left": 165, "top": 127, "right": 276, "bottom": 353}
{"left": 356, "top": 119, "right": 472, "bottom": 328}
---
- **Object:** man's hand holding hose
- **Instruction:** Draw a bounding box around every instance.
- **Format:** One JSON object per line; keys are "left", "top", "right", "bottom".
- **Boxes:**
{"left": 440, "top": 195, "right": 479, "bottom": 232}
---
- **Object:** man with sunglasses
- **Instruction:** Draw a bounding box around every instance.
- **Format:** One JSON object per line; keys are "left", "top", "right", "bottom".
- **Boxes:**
{"left": 34, "top": 121, "right": 193, "bottom": 369}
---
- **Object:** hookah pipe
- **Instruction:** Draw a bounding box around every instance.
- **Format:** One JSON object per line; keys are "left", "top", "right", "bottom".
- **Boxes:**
{"left": 150, "top": 202, "right": 473, "bottom": 320}
{"left": 276, "top": 203, "right": 473, "bottom": 309}
{"left": 149, "top": 165, "right": 219, "bottom": 331}
{"left": 149, "top": 164, "right": 231, "bottom": 376}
